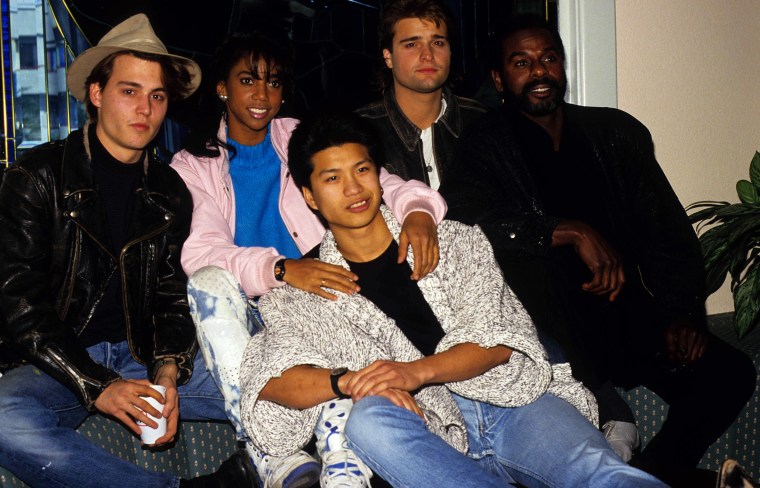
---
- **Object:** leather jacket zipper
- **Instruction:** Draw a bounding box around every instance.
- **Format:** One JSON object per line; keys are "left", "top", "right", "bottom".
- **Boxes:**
{"left": 59, "top": 228, "right": 81, "bottom": 323}
{"left": 119, "top": 219, "right": 171, "bottom": 364}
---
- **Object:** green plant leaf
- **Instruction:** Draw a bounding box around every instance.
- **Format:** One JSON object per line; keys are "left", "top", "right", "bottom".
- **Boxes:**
{"left": 732, "top": 264, "right": 760, "bottom": 338}
{"left": 728, "top": 249, "right": 747, "bottom": 282}
{"left": 705, "top": 256, "right": 730, "bottom": 295}
{"left": 700, "top": 226, "right": 730, "bottom": 256}
{"left": 748, "top": 246, "right": 760, "bottom": 264}
{"left": 715, "top": 203, "right": 760, "bottom": 217}
{"left": 727, "top": 214, "right": 760, "bottom": 245}
{"left": 737, "top": 180, "right": 758, "bottom": 204}
{"left": 700, "top": 230, "right": 731, "bottom": 294}
{"left": 688, "top": 203, "right": 727, "bottom": 225}
{"left": 750, "top": 151, "right": 760, "bottom": 188}
{"left": 687, "top": 200, "right": 731, "bottom": 212}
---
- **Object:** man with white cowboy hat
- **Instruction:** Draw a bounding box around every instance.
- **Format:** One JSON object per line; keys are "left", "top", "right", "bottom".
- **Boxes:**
{"left": 0, "top": 13, "right": 259, "bottom": 487}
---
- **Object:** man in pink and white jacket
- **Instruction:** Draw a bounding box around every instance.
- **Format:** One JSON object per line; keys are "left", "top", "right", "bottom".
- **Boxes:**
{"left": 171, "top": 115, "right": 446, "bottom": 487}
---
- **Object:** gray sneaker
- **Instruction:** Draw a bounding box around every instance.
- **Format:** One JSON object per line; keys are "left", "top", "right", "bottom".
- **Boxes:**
{"left": 602, "top": 420, "right": 640, "bottom": 463}
{"left": 249, "top": 447, "right": 320, "bottom": 488}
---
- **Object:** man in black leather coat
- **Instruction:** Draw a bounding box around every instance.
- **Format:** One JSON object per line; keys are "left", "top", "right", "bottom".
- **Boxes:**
{"left": 356, "top": 0, "right": 485, "bottom": 191}
{"left": 441, "top": 14, "right": 755, "bottom": 488}
{"left": 0, "top": 14, "right": 256, "bottom": 488}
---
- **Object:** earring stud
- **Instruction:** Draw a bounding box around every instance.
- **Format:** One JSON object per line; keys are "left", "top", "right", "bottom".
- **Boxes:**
{"left": 219, "top": 94, "right": 228, "bottom": 102}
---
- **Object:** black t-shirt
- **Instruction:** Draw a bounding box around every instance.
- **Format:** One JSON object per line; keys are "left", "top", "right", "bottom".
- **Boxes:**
{"left": 346, "top": 240, "right": 445, "bottom": 356}
{"left": 79, "top": 129, "right": 142, "bottom": 346}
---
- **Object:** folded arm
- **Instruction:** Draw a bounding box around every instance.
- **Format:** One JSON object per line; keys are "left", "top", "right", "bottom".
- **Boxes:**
{"left": 344, "top": 343, "right": 512, "bottom": 401}
{"left": 552, "top": 220, "right": 625, "bottom": 301}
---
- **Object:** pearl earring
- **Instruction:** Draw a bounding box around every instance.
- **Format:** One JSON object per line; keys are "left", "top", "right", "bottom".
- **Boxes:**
{"left": 219, "top": 94, "right": 228, "bottom": 102}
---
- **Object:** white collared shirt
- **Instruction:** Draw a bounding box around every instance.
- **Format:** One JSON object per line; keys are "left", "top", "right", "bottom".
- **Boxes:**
{"left": 419, "top": 97, "right": 448, "bottom": 190}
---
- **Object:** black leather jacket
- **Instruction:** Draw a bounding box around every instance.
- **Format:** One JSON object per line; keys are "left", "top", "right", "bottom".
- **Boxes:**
{"left": 441, "top": 103, "right": 707, "bottom": 329}
{"left": 356, "top": 86, "right": 486, "bottom": 185}
{"left": 0, "top": 126, "right": 196, "bottom": 409}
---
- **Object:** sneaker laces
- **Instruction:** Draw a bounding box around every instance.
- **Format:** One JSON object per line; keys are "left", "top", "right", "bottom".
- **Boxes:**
{"left": 321, "top": 448, "right": 372, "bottom": 488}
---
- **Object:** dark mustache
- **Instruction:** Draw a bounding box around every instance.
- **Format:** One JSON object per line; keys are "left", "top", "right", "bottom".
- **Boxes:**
{"left": 522, "top": 77, "right": 561, "bottom": 95}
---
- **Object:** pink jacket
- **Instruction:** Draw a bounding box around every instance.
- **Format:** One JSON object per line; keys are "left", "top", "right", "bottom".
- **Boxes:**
{"left": 171, "top": 117, "right": 447, "bottom": 297}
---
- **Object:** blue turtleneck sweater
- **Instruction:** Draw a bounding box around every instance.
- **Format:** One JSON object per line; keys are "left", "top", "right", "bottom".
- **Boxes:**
{"left": 228, "top": 132, "right": 300, "bottom": 258}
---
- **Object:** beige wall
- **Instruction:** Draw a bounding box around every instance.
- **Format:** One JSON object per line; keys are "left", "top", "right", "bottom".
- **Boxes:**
{"left": 615, "top": 0, "right": 760, "bottom": 313}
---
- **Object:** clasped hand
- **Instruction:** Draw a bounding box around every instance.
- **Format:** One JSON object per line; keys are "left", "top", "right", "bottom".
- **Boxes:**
{"left": 664, "top": 319, "right": 708, "bottom": 365}
{"left": 340, "top": 360, "right": 425, "bottom": 419}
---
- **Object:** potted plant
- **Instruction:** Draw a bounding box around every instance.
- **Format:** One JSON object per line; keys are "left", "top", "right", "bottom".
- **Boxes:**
{"left": 688, "top": 151, "right": 760, "bottom": 338}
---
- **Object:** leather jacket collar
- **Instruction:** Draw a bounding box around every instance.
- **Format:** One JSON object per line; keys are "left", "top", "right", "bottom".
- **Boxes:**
{"left": 383, "top": 86, "right": 463, "bottom": 152}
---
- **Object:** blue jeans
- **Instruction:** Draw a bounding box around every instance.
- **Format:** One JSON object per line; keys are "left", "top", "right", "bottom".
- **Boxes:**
{"left": 0, "top": 341, "right": 226, "bottom": 488}
{"left": 344, "top": 393, "right": 667, "bottom": 488}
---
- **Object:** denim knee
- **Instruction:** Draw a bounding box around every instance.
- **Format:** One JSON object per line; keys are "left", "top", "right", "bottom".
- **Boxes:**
{"left": 344, "top": 396, "right": 393, "bottom": 450}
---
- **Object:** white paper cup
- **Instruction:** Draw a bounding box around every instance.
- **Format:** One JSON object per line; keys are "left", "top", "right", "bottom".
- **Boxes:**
{"left": 137, "top": 384, "right": 167, "bottom": 445}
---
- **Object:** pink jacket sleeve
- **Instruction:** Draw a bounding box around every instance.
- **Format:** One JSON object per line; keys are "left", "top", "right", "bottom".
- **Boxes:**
{"left": 379, "top": 168, "right": 447, "bottom": 224}
{"left": 171, "top": 150, "right": 286, "bottom": 297}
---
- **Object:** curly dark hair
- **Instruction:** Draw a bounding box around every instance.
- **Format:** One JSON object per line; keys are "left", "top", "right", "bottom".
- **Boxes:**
{"left": 182, "top": 32, "right": 295, "bottom": 158}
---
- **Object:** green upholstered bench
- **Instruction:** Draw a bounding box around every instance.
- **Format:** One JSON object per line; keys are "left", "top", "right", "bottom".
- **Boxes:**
{"left": 0, "top": 417, "right": 237, "bottom": 487}
{"left": 623, "top": 312, "right": 760, "bottom": 478}
{"left": 2, "top": 313, "right": 758, "bottom": 486}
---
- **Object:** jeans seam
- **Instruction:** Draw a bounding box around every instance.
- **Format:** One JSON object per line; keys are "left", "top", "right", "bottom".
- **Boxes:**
{"left": 346, "top": 437, "right": 412, "bottom": 488}
{"left": 495, "top": 452, "right": 554, "bottom": 487}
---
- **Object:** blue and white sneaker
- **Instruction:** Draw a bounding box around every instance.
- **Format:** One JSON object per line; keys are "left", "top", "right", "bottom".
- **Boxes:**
{"left": 315, "top": 399, "right": 372, "bottom": 487}
{"left": 249, "top": 447, "right": 320, "bottom": 488}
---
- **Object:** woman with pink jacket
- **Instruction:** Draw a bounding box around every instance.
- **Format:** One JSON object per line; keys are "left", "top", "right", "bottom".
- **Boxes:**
{"left": 170, "top": 33, "right": 446, "bottom": 488}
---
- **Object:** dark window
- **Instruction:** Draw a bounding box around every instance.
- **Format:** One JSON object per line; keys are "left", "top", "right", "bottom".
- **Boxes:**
{"left": 18, "top": 36, "right": 38, "bottom": 69}
{"left": 46, "top": 47, "right": 55, "bottom": 71}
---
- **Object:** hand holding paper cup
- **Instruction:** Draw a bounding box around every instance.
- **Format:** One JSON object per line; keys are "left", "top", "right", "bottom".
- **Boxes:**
{"left": 137, "top": 384, "right": 167, "bottom": 445}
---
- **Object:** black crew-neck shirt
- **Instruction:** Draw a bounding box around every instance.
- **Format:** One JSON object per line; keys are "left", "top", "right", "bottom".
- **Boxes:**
{"left": 79, "top": 129, "right": 142, "bottom": 346}
{"left": 346, "top": 240, "right": 445, "bottom": 356}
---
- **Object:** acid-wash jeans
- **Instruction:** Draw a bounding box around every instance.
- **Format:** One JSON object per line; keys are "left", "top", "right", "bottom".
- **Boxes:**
{"left": 185, "top": 265, "right": 266, "bottom": 449}
{"left": 344, "top": 394, "right": 668, "bottom": 488}
{"left": 0, "top": 341, "right": 226, "bottom": 488}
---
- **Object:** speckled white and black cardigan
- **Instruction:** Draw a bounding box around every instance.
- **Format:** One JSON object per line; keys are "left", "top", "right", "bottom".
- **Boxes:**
{"left": 239, "top": 206, "right": 598, "bottom": 456}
